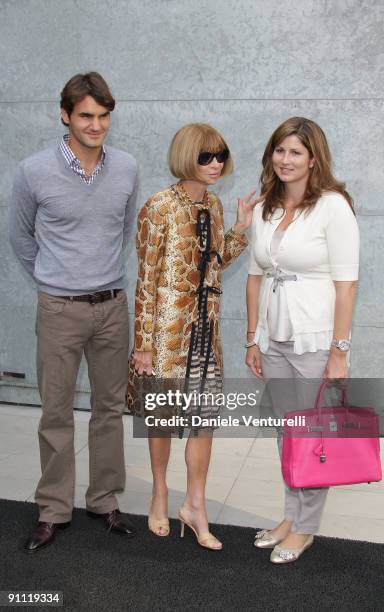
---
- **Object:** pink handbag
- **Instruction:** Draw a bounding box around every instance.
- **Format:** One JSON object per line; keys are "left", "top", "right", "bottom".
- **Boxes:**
{"left": 281, "top": 381, "right": 382, "bottom": 488}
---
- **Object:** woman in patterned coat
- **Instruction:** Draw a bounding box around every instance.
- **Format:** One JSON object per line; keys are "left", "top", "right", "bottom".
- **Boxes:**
{"left": 128, "top": 123, "right": 256, "bottom": 549}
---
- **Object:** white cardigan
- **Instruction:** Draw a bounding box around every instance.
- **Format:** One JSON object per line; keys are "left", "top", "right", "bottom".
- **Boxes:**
{"left": 248, "top": 192, "right": 360, "bottom": 354}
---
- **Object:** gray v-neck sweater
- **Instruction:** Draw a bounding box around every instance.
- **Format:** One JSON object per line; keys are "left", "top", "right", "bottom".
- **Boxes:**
{"left": 10, "top": 144, "right": 138, "bottom": 295}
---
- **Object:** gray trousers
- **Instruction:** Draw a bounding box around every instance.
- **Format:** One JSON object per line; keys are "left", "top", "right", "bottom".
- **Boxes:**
{"left": 261, "top": 340, "right": 330, "bottom": 534}
{"left": 35, "top": 290, "right": 129, "bottom": 523}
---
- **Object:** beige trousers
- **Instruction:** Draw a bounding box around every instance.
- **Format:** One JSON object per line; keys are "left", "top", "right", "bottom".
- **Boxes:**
{"left": 35, "top": 290, "right": 129, "bottom": 523}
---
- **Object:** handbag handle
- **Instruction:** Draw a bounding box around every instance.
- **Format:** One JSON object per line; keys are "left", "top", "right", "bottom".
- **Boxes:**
{"left": 314, "top": 380, "right": 348, "bottom": 419}
{"left": 312, "top": 380, "right": 349, "bottom": 463}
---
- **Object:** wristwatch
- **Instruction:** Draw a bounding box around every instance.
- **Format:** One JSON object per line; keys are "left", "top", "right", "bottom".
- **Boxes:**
{"left": 331, "top": 339, "right": 351, "bottom": 352}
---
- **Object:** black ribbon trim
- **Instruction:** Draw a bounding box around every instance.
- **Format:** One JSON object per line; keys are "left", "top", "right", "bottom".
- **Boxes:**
{"left": 180, "top": 208, "right": 221, "bottom": 439}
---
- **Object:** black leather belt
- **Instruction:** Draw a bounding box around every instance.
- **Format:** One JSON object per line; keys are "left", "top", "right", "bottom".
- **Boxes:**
{"left": 61, "top": 289, "right": 122, "bottom": 304}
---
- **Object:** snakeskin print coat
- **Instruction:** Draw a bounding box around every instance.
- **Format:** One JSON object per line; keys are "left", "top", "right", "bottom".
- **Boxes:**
{"left": 133, "top": 182, "right": 248, "bottom": 379}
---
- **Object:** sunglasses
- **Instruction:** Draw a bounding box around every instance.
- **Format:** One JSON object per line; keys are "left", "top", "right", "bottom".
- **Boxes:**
{"left": 197, "top": 149, "right": 230, "bottom": 166}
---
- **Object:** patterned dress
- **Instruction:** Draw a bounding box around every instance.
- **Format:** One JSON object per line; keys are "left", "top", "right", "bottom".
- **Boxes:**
{"left": 126, "top": 182, "right": 248, "bottom": 433}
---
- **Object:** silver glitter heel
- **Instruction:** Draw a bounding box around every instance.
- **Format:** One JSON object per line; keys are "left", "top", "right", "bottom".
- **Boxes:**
{"left": 270, "top": 535, "right": 314, "bottom": 564}
{"left": 254, "top": 529, "right": 283, "bottom": 549}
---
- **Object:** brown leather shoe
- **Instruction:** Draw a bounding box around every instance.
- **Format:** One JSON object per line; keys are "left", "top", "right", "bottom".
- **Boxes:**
{"left": 24, "top": 521, "right": 71, "bottom": 554}
{"left": 86, "top": 509, "right": 137, "bottom": 537}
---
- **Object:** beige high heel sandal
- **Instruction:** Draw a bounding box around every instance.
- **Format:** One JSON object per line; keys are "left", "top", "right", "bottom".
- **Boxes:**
{"left": 148, "top": 516, "right": 170, "bottom": 537}
{"left": 178, "top": 510, "right": 222, "bottom": 551}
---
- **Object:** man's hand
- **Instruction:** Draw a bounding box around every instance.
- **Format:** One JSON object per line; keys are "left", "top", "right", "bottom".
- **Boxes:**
{"left": 132, "top": 351, "right": 153, "bottom": 375}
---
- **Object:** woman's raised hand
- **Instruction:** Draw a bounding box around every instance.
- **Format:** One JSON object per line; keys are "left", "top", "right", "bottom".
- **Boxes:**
{"left": 233, "top": 191, "right": 262, "bottom": 234}
{"left": 132, "top": 351, "right": 153, "bottom": 375}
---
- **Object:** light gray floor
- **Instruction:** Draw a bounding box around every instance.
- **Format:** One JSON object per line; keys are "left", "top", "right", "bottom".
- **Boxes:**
{"left": 1, "top": 404, "right": 383, "bottom": 543}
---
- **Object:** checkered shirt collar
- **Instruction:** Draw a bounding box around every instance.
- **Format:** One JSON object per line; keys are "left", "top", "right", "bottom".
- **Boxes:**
{"left": 59, "top": 133, "right": 106, "bottom": 183}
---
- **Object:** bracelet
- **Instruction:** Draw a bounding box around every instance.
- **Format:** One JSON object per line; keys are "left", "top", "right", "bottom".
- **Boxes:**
{"left": 245, "top": 340, "right": 259, "bottom": 349}
{"left": 247, "top": 330, "right": 256, "bottom": 334}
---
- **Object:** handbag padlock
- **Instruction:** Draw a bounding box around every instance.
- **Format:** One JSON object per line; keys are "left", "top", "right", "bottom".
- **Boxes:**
{"left": 329, "top": 420, "right": 338, "bottom": 432}
{"left": 320, "top": 453, "right": 326, "bottom": 463}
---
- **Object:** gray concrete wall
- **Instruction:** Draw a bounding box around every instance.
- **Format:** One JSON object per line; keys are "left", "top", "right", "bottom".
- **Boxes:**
{"left": 0, "top": 0, "right": 383, "bottom": 404}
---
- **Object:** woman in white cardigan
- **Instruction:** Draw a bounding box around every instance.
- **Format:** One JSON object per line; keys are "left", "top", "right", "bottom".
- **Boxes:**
{"left": 246, "top": 117, "right": 359, "bottom": 564}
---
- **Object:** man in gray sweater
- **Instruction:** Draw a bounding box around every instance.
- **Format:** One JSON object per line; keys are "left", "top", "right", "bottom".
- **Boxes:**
{"left": 10, "top": 72, "right": 138, "bottom": 552}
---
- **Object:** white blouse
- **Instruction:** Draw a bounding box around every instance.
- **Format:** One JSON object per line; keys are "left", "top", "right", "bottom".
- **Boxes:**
{"left": 248, "top": 192, "right": 360, "bottom": 355}
{"left": 268, "top": 230, "right": 293, "bottom": 342}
